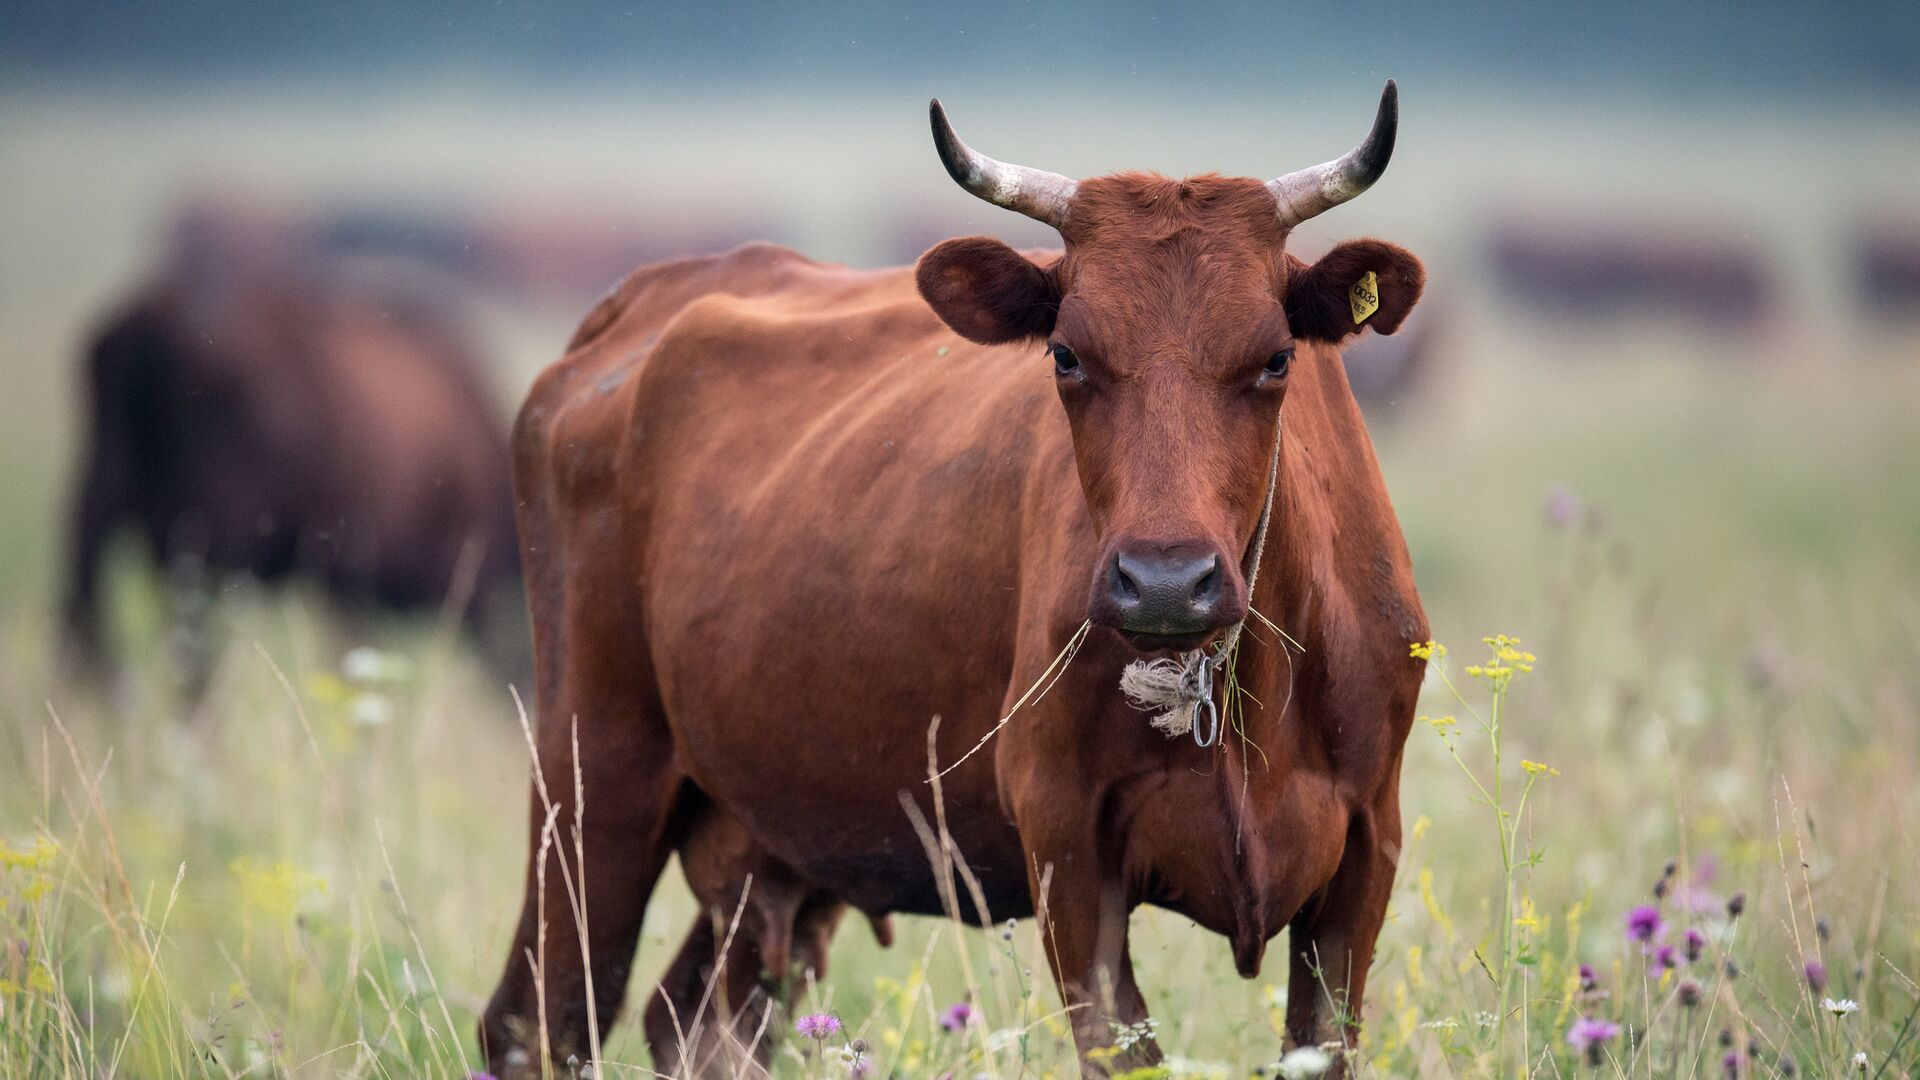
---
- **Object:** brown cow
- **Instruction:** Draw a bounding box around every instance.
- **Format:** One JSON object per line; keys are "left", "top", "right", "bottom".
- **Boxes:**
{"left": 61, "top": 220, "right": 522, "bottom": 685}
{"left": 483, "top": 83, "right": 1427, "bottom": 1078}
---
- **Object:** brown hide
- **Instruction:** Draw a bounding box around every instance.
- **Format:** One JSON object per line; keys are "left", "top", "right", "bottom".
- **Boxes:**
{"left": 484, "top": 179, "right": 1427, "bottom": 1077}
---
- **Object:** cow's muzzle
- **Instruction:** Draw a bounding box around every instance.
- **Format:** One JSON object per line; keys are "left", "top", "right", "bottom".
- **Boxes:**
{"left": 1093, "top": 542, "right": 1243, "bottom": 649}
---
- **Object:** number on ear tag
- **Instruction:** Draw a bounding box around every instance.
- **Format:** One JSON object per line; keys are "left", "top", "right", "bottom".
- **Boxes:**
{"left": 1349, "top": 270, "right": 1380, "bottom": 326}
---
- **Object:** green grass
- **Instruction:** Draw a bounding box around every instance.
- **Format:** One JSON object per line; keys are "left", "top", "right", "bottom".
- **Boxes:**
{"left": 3, "top": 348, "right": 1917, "bottom": 1079}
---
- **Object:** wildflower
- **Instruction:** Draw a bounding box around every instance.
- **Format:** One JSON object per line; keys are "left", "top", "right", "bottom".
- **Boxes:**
{"left": 1543, "top": 484, "right": 1582, "bottom": 528}
{"left": 1778, "top": 1053, "right": 1797, "bottom": 1076}
{"left": 1521, "top": 759, "right": 1559, "bottom": 778}
{"left": 1678, "top": 979, "right": 1703, "bottom": 1007}
{"left": 1722, "top": 1050, "right": 1740, "bottom": 1078}
{"left": 1565, "top": 1017, "right": 1620, "bottom": 1066}
{"left": 1853, "top": 1051, "right": 1869, "bottom": 1071}
{"left": 1625, "top": 904, "right": 1664, "bottom": 944}
{"left": 1419, "top": 714, "right": 1457, "bottom": 731}
{"left": 838, "top": 1040, "right": 870, "bottom": 1077}
{"left": 940, "top": 1001, "right": 977, "bottom": 1032}
{"left": 1650, "top": 944, "right": 1679, "bottom": 972}
{"left": 1815, "top": 916, "right": 1830, "bottom": 941}
{"left": 1275, "top": 1045, "right": 1333, "bottom": 1079}
{"left": 1653, "top": 878, "right": 1669, "bottom": 900}
{"left": 1803, "top": 959, "right": 1828, "bottom": 994}
{"left": 350, "top": 692, "right": 394, "bottom": 727}
{"left": 1578, "top": 964, "right": 1599, "bottom": 992}
{"left": 1726, "top": 892, "right": 1746, "bottom": 919}
{"left": 1823, "top": 998, "right": 1859, "bottom": 1017}
{"left": 342, "top": 646, "right": 386, "bottom": 682}
{"left": 1408, "top": 640, "right": 1446, "bottom": 661}
{"left": 1685, "top": 927, "right": 1707, "bottom": 963}
{"left": 796, "top": 1013, "right": 842, "bottom": 1039}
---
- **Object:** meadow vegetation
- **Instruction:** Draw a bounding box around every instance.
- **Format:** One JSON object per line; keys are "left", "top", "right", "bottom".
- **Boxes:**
{"left": 3, "top": 347, "right": 1916, "bottom": 1079}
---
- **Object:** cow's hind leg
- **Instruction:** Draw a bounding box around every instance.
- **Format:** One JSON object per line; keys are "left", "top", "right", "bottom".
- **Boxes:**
{"left": 479, "top": 524, "right": 686, "bottom": 1074}
{"left": 644, "top": 913, "right": 777, "bottom": 1078}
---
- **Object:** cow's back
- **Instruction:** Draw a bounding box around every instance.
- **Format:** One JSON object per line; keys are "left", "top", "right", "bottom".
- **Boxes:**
{"left": 513, "top": 243, "right": 1074, "bottom": 914}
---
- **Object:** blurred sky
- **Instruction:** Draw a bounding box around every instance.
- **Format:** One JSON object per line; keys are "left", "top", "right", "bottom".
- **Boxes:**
{"left": 4, "top": 1, "right": 1917, "bottom": 100}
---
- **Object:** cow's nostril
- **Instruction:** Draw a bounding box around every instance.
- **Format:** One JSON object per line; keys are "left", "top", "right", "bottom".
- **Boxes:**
{"left": 1110, "top": 554, "right": 1142, "bottom": 603}
{"left": 1191, "top": 556, "right": 1222, "bottom": 609}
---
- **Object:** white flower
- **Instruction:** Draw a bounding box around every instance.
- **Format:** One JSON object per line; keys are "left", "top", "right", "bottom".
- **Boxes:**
{"left": 1823, "top": 997, "right": 1860, "bottom": 1017}
{"left": 341, "top": 646, "right": 385, "bottom": 682}
{"left": 350, "top": 692, "right": 394, "bottom": 727}
{"left": 1276, "top": 1046, "right": 1333, "bottom": 1079}
{"left": 1853, "top": 1050, "right": 1869, "bottom": 1071}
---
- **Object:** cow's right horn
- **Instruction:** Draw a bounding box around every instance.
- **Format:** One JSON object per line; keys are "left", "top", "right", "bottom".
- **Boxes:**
{"left": 930, "top": 99, "right": 1078, "bottom": 230}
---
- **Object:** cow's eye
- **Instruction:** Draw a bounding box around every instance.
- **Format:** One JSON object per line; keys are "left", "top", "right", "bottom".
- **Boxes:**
{"left": 1049, "top": 343, "right": 1080, "bottom": 375}
{"left": 1264, "top": 348, "right": 1294, "bottom": 378}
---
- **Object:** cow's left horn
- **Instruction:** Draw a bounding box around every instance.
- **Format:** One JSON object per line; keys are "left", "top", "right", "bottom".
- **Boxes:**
{"left": 930, "top": 99, "right": 1078, "bottom": 230}
{"left": 1267, "top": 80, "right": 1399, "bottom": 229}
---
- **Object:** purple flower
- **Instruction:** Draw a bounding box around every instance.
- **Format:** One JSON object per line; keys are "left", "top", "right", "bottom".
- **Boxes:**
{"left": 1678, "top": 979, "right": 1703, "bottom": 1008}
{"left": 796, "top": 1013, "right": 842, "bottom": 1039}
{"left": 1685, "top": 928, "right": 1708, "bottom": 963}
{"left": 939, "top": 1001, "right": 977, "bottom": 1032}
{"left": 1803, "top": 959, "right": 1828, "bottom": 994}
{"left": 1578, "top": 964, "right": 1599, "bottom": 991}
{"left": 1544, "top": 484, "right": 1583, "bottom": 529}
{"left": 1722, "top": 1049, "right": 1741, "bottom": 1078}
{"left": 1566, "top": 1017, "right": 1621, "bottom": 1065}
{"left": 1625, "top": 904, "right": 1664, "bottom": 944}
{"left": 1651, "top": 944, "right": 1679, "bottom": 972}
{"left": 466, "top": 1074, "right": 500, "bottom": 1080}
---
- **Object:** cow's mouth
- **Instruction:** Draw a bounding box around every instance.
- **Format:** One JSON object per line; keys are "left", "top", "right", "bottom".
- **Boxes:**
{"left": 1120, "top": 628, "right": 1220, "bottom": 654}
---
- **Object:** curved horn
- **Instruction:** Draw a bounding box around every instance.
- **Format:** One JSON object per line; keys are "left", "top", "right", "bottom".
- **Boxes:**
{"left": 1267, "top": 80, "right": 1399, "bottom": 229}
{"left": 929, "top": 99, "right": 1078, "bottom": 230}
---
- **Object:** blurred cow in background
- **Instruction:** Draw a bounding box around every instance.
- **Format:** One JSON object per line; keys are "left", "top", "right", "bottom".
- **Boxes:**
{"left": 1487, "top": 222, "right": 1774, "bottom": 327}
{"left": 60, "top": 201, "right": 524, "bottom": 688}
{"left": 1857, "top": 225, "right": 1920, "bottom": 318}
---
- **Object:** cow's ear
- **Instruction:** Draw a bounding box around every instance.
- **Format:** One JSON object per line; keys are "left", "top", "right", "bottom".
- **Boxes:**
{"left": 917, "top": 237, "right": 1058, "bottom": 344}
{"left": 1286, "top": 239, "right": 1425, "bottom": 343}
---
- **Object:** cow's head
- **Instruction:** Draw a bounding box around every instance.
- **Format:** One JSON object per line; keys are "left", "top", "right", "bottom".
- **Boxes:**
{"left": 917, "top": 83, "right": 1425, "bottom": 652}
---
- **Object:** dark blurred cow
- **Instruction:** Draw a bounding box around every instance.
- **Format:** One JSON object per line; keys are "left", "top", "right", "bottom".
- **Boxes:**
{"left": 1487, "top": 222, "right": 1773, "bottom": 327}
{"left": 1857, "top": 226, "right": 1920, "bottom": 317}
{"left": 61, "top": 207, "right": 522, "bottom": 682}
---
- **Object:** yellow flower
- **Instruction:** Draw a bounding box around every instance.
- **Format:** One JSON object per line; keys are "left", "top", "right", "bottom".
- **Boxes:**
{"left": 1419, "top": 714, "right": 1457, "bottom": 731}
{"left": 1409, "top": 640, "right": 1446, "bottom": 661}
{"left": 1521, "top": 760, "right": 1559, "bottom": 778}
{"left": 230, "top": 858, "right": 326, "bottom": 922}
{"left": 0, "top": 835, "right": 60, "bottom": 871}
{"left": 1405, "top": 944, "right": 1425, "bottom": 991}
{"left": 1418, "top": 868, "right": 1454, "bottom": 940}
{"left": 1514, "top": 895, "right": 1548, "bottom": 934}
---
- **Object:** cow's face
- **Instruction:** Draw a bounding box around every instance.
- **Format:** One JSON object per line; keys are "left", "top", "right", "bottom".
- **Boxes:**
{"left": 917, "top": 89, "right": 1424, "bottom": 651}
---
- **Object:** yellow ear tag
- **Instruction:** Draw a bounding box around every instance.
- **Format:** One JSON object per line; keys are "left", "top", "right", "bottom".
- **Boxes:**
{"left": 1349, "top": 270, "right": 1380, "bottom": 326}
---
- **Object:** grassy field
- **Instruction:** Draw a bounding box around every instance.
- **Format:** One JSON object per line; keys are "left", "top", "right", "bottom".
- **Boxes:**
{"left": 2, "top": 86, "right": 1918, "bottom": 1079}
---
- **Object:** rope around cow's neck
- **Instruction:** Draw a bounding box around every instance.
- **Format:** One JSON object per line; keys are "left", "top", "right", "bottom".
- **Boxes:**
{"left": 1118, "top": 409, "right": 1284, "bottom": 747}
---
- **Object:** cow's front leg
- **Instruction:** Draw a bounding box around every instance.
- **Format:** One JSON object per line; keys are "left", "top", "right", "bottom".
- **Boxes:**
{"left": 1018, "top": 823, "right": 1158, "bottom": 1078}
{"left": 1283, "top": 804, "right": 1401, "bottom": 1071}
